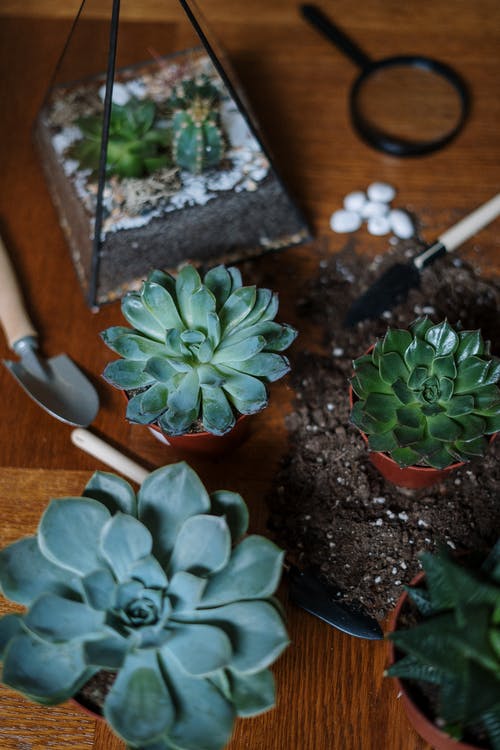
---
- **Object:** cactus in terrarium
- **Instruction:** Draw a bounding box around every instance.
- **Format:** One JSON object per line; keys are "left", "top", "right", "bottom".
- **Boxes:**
{"left": 0, "top": 463, "right": 289, "bottom": 750}
{"left": 101, "top": 264, "right": 297, "bottom": 437}
{"left": 168, "top": 75, "right": 225, "bottom": 174}
{"left": 70, "top": 97, "right": 170, "bottom": 179}
{"left": 387, "top": 542, "right": 500, "bottom": 748}
{"left": 350, "top": 317, "right": 500, "bottom": 469}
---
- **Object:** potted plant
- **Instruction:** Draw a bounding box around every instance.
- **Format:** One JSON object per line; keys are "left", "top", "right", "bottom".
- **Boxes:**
{"left": 349, "top": 317, "right": 500, "bottom": 488}
{"left": 0, "top": 462, "right": 289, "bottom": 750}
{"left": 386, "top": 542, "right": 500, "bottom": 750}
{"left": 101, "top": 263, "right": 297, "bottom": 454}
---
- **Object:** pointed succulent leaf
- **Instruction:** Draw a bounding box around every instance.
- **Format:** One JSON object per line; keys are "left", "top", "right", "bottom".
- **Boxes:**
{"left": 182, "top": 287, "right": 216, "bottom": 330}
{"left": 104, "top": 650, "right": 175, "bottom": 746}
{"left": 200, "top": 536, "right": 284, "bottom": 607}
{"left": 363, "top": 393, "right": 398, "bottom": 422}
{"left": 352, "top": 361, "right": 393, "bottom": 395}
{"left": 367, "top": 430, "right": 398, "bottom": 453}
{"left": 0, "top": 614, "right": 23, "bottom": 659}
{"left": 162, "top": 623, "right": 233, "bottom": 675}
{"left": 427, "top": 413, "right": 462, "bottom": 441}
{"left": 84, "top": 634, "right": 129, "bottom": 670}
{"left": 219, "top": 286, "right": 257, "bottom": 334}
{"left": 167, "top": 571, "right": 207, "bottom": 613}
{"left": 100, "top": 513, "right": 153, "bottom": 582}
{"left": 109, "top": 333, "right": 166, "bottom": 361}
{"left": 138, "top": 464, "right": 211, "bottom": 565}
{"left": 201, "top": 384, "right": 236, "bottom": 435}
{"left": 82, "top": 567, "right": 117, "bottom": 610}
{"left": 454, "top": 436, "right": 488, "bottom": 458}
{"left": 455, "top": 357, "right": 496, "bottom": 393}
{"left": 168, "top": 515, "right": 231, "bottom": 576}
{"left": 425, "top": 321, "right": 459, "bottom": 356}
{"left": 456, "top": 329, "right": 484, "bottom": 361}
{"left": 409, "top": 316, "right": 434, "bottom": 337}
{"left": 404, "top": 339, "right": 435, "bottom": 369}
{"left": 209, "top": 490, "right": 249, "bottom": 542}
{"left": 432, "top": 355, "right": 457, "bottom": 379}
{"left": 38, "top": 498, "right": 110, "bottom": 575}
{"left": 389, "top": 446, "right": 420, "bottom": 467}
{"left": 392, "top": 378, "right": 416, "bottom": 405}
{"left": 453, "top": 413, "right": 486, "bottom": 440}
{"left": 379, "top": 352, "right": 409, "bottom": 384}
{"left": 25, "top": 594, "right": 105, "bottom": 641}
{"left": 175, "top": 266, "right": 203, "bottom": 323}
{"left": 218, "top": 368, "right": 268, "bottom": 415}
{"left": 230, "top": 288, "right": 274, "bottom": 331}
{"left": 237, "top": 353, "right": 290, "bottom": 382}
{"left": 147, "top": 269, "right": 176, "bottom": 293}
{"left": 227, "top": 668, "right": 276, "bottom": 717}
{"left": 382, "top": 328, "right": 413, "bottom": 354}
{"left": 83, "top": 471, "right": 137, "bottom": 516}
{"left": 103, "top": 359, "right": 155, "bottom": 390}
{"left": 126, "top": 390, "right": 161, "bottom": 425}
{"left": 101, "top": 326, "right": 133, "bottom": 351}
{"left": 121, "top": 293, "right": 166, "bottom": 341}
{"left": 166, "top": 369, "right": 200, "bottom": 413}
{"left": 141, "top": 281, "right": 184, "bottom": 331}
{"left": 144, "top": 356, "right": 178, "bottom": 384}
{"left": 2, "top": 633, "right": 92, "bottom": 703}
{"left": 129, "top": 556, "right": 168, "bottom": 590}
{"left": 0, "top": 536, "right": 79, "bottom": 605}
{"left": 203, "top": 265, "right": 233, "bottom": 309}
{"left": 158, "top": 405, "right": 199, "bottom": 437}
{"left": 213, "top": 335, "right": 266, "bottom": 364}
{"left": 446, "top": 395, "right": 474, "bottom": 417}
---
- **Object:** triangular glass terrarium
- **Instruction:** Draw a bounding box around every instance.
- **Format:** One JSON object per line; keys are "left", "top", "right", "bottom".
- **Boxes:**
{"left": 35, "top": 0, "right": 311, "bottom": 307}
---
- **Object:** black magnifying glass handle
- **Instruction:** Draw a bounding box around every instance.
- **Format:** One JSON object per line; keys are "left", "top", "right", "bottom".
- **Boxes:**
{"left": 300, "top": 4, "right": 372, "bottom": 70}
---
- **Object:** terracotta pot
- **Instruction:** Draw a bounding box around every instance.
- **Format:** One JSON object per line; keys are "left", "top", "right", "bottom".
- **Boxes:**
{"left": 348, "top": 384, "right": 463, "bottom": 489}
{"left": 387, "top": 575, "right": 483, "bottom": 750}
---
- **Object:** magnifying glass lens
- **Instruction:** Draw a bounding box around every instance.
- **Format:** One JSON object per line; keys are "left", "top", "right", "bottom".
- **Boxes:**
{"left": 355, "top": 63, "right": 465, "bottom": 146}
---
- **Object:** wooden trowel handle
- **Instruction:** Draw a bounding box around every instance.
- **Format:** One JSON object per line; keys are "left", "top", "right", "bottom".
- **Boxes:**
{"left": 0, "top": 234, "right": 37, "bottom": 349}
{"left": 438, "top": 193, "right": 500, "bottom": 252}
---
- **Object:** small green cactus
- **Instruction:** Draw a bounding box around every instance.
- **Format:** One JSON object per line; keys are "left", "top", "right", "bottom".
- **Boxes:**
{"left": 350, "top": 317, "right": 500, "bottom": 469}
{"left": 168, "top": 76, "right": 225, "bottom": 174}
{"left": 0, "top": 463, "right": 289, "bottom": 750}
{"left": 387, "top": 542, "right": 500, "bottom": 748}
{"left": 101, "top": 264, "right": 297, "bottom": 437}
{"left": 70, "top": 97, "right": 170, "bottom": 179}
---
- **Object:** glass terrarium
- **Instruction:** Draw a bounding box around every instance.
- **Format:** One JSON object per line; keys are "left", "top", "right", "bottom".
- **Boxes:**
{"left": 35, "top": 0, "right": 311, "bottom": 307}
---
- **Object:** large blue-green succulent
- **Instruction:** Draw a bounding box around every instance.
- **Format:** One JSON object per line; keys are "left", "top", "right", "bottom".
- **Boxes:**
{"left": 0, "top": 463, "right": 288, "bottom": 750}
{"left": 101, "top": 264, "right": 297, "bottom": 437}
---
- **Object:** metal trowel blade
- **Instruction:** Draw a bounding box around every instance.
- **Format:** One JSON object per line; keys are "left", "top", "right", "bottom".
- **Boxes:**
{"left": 4, "top": 353, "right": 99, "bottom": 426}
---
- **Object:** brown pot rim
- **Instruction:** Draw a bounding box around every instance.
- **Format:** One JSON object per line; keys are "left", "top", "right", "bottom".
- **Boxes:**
{"left": 387, "top": 575, "right": 485, "bottom": 750}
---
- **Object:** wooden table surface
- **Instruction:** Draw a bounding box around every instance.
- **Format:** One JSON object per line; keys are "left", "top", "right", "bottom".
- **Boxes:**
{"left": 0, "top": 2, "right": 499, "bottom": 749}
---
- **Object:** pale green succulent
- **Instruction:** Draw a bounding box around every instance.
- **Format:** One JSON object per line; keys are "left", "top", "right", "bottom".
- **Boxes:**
{"left": 101, "top": 264, "right": 297, "bottom": 436}
{"left": 387, "top": 542, "right": 500, "bottom": 748}
{"left": 350, "top": 317, "right": 500, "bottom": 469}
{"left": 0, "top": 463, "right": 289, "bottom": 750}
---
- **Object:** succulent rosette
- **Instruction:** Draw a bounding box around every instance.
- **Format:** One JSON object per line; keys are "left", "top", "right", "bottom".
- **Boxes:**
{"left": 101, "top": 264, "right": 297, "bottom": 437}
{"left": 350, "top": 317, "right": 500, "bottom": 469}
{"left": 0, "top": 463, "right": 288, "bottom": 750}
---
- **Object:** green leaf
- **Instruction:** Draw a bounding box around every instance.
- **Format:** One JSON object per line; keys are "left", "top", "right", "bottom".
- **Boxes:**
{"left": 445, "top": 395, "right": 474, "bottom": 417}
{"left": 100, "top": 513, "right": 153, "bottom": 582}
{"left": 474, "top": 384, "right": 500, "bottom": 411}
{"left": 166, "top": 369, "right": 200, "bottom": 414}
{"left": 396, "top": 404, "right": 424, "bottom": 429}
{"left": 219, "top": 286, "right": 257, "bottom": 334}
{"left": 230, "top": 288, "right": 274, "bottom": 331}
{"left": 455, "top": 357, "right": 497, "bottom": 393}
{"left": 228, "top": 669, "right": 276, "bottom": 717}
{"left": 404, "top": 339, "right": 435, "bottom": 369}
{"left": 392, "top": 379, "right": 415, "bottom": 405}
{"left": 175, "top": 266, "right": 203, "bottom": 325}
{"left": 351, "top": 361, "right": 392, "bottom": 395}
{"left": 144, "top": 356, "right": 177, "bottom": 384}
{"left": 103, "top": 359, "right": 155, "bottom": 390}
{"left": 206, "top": 311, "right": 221, "bottom": 348}
{"left": 390, "top": 446, "right": 420, "bottom": 467}
{"left": 181, "top": 287, "right": 216, "bottom": 330}
{"left": 126, "top": 390, "right": 161, "bottom": 425}
{"left": 139, "top": 383, "right": 169, "bottom": 418}
{"left": 83, "top": 471, "right": 137, "bottom": 516}
{"left": 408, "top": 366, "right": 430, "bottom": 390}
{"left": 159, "top": 649, "right": 235, "bottom": 750}
{"left": 393, "top": 423, "right": 425, "bottom": 447}
{"left": 213, "top": 335, "right": 266, "bottom": 364}
{"left": 456, "top": 329, "right": 484, "bottom": 361}
{"left": 25, "top": 593, "right": 105, "bottom": 641}
{"left": 379, "top": 352, "right": 408, "bottom": 384}
{"left": 200, "top": 536, "right": 284, "bottom": 607}
{"left": 167, "top": 571, "right": 207, "bottom": 614}
{"left": 3, "top": 633, "right": 92, "bottom": 704}
{"left": 141, "top": 281, "right": 184, "bottom": 331}
{"left": 162, "top": 623, "right": 232, "bottom": 675}
{"left": 409, "top": 316, "right": 433, "bottom": 338}
{"left": 201, "top": 385, "right": 236, "bottom": 435}
{"left": 168, "top": 515, "right": 231, "bottom": 576}
{"left": 453, "top": 413, "right": 486, "bottom": 440}
{"left": 454, "top": 436, "right": 488, "bottom": 459}
{"left": 121, "top": 292, "right": 165, "bottom": 341}
{"left": 218, "top": 367, "right": 268, "bottom": 415}
{"left": 236, "top": 353, "right": 290, "bottom": 382}
{"left": 427, "top": 413, "right": 463, "bottom": 441}
{"left": 38, "top": 498, "right": 111, "bottom": 576}
{"left": 110, "top": 333, "right": 167, "bottom": 361}
{"left": 0, "top": 614, "right": 23, "bottom": 659}
{"left": 204, "top": 265, "right": 233, "bottom": 309}
{"left": 382, "top": 328, "right": 412, "bottom": 354}
{"left": 101, "top": 326, "right": 135, "bottom": 351}
{"left": 82, "top": 567, "right": 117, "bottom": 610}
{"left": 210, "top": 490, "right": 249, "bottom": 542}
{"left": 367, "top": 430, "right": 398, "bottom": 453}
{"left": 83, "top": 634, "right": 128, "bottom": 670}
{"left": 363, "top": 393, "right": 398, "bottom": 422}
{"left": 0, "top": 537, "right": 79, "bottom": 606}
{"left": 432, "top": 355, "right": 457, "bottom": 379}
{"left": 138, "top": 464, "right": 211, "bottom": 565}
{"left": 425, "top": 321, "right": 459, "bottom": 356}
{"left": 104, "top": 651, "right": 174, "bottom": 746}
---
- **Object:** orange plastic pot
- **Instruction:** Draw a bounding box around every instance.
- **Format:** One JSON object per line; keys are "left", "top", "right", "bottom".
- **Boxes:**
{"left": 387, "top": 576, "right": 483, "bottom": 750}
{"left": 348, "top": 384, "right": 463, "bottom": 489}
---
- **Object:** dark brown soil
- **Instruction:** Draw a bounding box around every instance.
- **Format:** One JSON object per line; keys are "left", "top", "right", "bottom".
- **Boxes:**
{"left": 267, "top": 241, "right": 500, "bottom": 625}
{"left": 77, "top": 670, "right": 116, "bottom": 715}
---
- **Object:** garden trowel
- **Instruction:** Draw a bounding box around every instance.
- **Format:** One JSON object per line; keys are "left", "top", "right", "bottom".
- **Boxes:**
{"left": 0, "top": 235, "right": 99, "bottom": 426}
{"left": 70, "top": 427, "right": 384, "bottom": 639}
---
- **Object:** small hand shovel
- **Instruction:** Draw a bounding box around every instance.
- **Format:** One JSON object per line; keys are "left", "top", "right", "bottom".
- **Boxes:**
{"left": 0, "top": 235, "right": 99, "bottom": 426}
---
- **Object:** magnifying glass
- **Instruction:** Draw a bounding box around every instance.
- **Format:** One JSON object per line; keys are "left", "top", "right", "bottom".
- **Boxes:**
{"left": 301, "top": 4, "right": 470, "bottom": 156}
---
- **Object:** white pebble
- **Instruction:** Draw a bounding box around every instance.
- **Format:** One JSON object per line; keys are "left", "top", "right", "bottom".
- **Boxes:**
{"left": 98, "top": 82, "right": 130, "bottom": 106}
{"left": 389, "top": 209, "right": 415, "bottom": 239}
{"left": 361, "top": 200, "right": 389, "bottom": 219}
{"left": 330, "top": 209, "right": 362, "bottom": 233}
{"left": 367, "top": 215, "right": 391, "bottom": 236}
{"left": 367, "top": 181, "right": 396, "bottom": 203}
{"left": 343, "top": 190, "right": 366, "bottom": 212}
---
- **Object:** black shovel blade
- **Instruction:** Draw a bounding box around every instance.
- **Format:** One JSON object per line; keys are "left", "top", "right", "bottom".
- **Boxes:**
{"left": 288, "top": 565, "right": 383, "bottom": 640}
{"left": 344, "top": 261, "right": 421, "bottom": 327}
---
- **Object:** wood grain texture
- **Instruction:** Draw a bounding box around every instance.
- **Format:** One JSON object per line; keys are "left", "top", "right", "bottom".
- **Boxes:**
{"left": 0, "top": 1, "right": 499, "bottom": 748}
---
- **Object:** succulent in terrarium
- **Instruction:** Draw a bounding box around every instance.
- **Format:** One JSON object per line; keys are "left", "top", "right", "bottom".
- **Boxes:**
{"left": 386, "top": 542, "right": 500, "bottom": 748}
{"left": 0, "top": 463, "right": 288, "bottom": 750}
{"left": 350, "top": 317, "right": 500, "bottom": 469}
{"left": 70, "top": 97, "right": 171, "bottom": 179}
{"left": 101, "top": 264, "right": 297, "bottom": 437}
{"left": 168, "top": 75, "right": 225, "bottom": 174}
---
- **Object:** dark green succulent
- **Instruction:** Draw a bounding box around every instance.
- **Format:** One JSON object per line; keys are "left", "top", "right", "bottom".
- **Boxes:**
{"left": 101, "top": 264, "right": 297, "bottom": 437}
{"left": 70, "top": 97, "right": 170, "bottom": 178}
{"left": 0, "top": 463, "right": 289, "bottom": 750}
{"left": 387, "top": 542, "right": 500, "bottom": 749}
{"left": 350, "top": 317, "right": 500, "bottom": 469}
